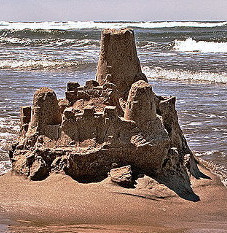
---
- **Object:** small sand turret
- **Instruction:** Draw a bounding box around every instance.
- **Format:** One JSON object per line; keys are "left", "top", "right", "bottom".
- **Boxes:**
{"left": 124, "top": 80, "right": 156, "bottom": 129}
{"left": 27, "top": 87, "right": 61, "bottom": 139}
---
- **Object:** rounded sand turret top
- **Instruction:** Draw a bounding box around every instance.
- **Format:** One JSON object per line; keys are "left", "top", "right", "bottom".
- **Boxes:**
{"left": 28, "top": 87, "right": 61, "bottom": 136}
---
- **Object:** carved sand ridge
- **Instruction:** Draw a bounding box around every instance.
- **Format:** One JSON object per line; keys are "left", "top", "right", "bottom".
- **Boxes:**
{"left": 9, "top": 28, "right": 209, "bottom": 201}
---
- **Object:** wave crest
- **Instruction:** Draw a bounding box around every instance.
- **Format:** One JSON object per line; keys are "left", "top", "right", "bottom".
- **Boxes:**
{"left": 0, "top": 21, "right": 226, "bottom": 30}
{"left": 0, "top": 60, "right": 88, "bottom": 70}
{"left": 142, "top": 66, "right": 227, "bottom": 84}
{"left": 0, "top": 36, "right": 99, "bottom": 47}
{"left": 174, "top": 38, "right": 227, "bottom": 53}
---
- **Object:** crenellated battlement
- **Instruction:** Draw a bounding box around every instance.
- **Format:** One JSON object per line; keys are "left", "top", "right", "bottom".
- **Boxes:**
{"left": 63, "top": 105, "right": 118, "bottom": 121}
{"left": 65, "top": 79, "right": 118, "bottom": 105}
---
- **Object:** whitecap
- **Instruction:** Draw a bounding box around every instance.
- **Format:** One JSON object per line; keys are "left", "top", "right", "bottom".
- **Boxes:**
{"left": 0, "top": 21, "right": 226, "bottom": 30}
{"left": 174, "top": 38, "right": 227, "bottom": 53}
{"left": 0, "top": 59, "right": 81, "bottom": 70}
{"left": 143, "top": 66, "right": 227, "bottom": 84}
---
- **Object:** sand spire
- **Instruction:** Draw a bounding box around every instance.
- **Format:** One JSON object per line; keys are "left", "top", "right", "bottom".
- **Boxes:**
{"left": 96, "top": 28, "right": 147, "bottom": 99}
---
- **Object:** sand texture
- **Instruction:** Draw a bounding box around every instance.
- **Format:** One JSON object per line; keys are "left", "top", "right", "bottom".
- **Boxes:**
{"left": 0, "top": 165, "right": 226, "bottom": 233}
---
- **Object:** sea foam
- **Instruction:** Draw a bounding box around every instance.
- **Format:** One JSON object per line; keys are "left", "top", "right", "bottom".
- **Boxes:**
{"left": 0, "top": 59, "right": 85, "bottom": 70}
{"left": 174, "top": 38, "right": 227, "bottom": 53}
{"left": 142, "top": 66, "right": 227, "bottom": 84}
{"left": 0, "top": 21, "right": 226, "bottom": 30}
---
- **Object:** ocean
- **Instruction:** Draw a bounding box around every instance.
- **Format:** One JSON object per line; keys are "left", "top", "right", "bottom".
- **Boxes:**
{"left": 0, "top": 21, "right": 226, "bottom": 184}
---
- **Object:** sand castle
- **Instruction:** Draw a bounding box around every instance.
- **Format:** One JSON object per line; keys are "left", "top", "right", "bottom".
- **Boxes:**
{"left": 9, "top": 29, "right": 208, "bottom": 199}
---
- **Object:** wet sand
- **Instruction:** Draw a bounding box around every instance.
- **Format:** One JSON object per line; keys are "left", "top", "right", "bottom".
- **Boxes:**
{"left": 0, "top": 165, "right": 226, "bottom": 233}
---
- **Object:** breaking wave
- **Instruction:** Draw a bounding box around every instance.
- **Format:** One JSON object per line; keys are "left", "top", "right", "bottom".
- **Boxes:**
{"left": 0, "top": 59, "right": 98, "bottom": 71}
{"left": 0, "top": 60, "right": 77, "bottom": 70}
{"left": 143, "top": 66, "right": 227, "bottom": 84}
{"left": 174, "top": 38, "right": 227, "bottom": 53}
{"left": 0, "top": 36, "right": 100, "bottom": 47}
{"left": 0, "top": 21, "right": 226, "bottom": 30}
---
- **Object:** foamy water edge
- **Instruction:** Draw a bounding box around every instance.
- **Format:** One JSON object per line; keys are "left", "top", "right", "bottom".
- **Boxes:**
{"left": 174, "top": 38, "right": 227, "bottom": 53}
{"left": 143, "top": 66, "right": 227, "bottom": 84}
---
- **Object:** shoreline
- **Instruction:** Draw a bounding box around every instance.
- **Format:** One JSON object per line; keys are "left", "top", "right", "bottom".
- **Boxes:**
{"left": 0, "top": 165, "right": 226, "bottom": 233}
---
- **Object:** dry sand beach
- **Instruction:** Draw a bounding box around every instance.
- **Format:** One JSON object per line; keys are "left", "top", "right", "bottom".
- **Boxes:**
{"left": 0, "top": 165, "right": 226, "bottom": 233}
